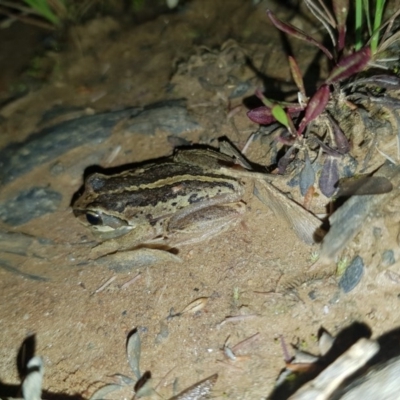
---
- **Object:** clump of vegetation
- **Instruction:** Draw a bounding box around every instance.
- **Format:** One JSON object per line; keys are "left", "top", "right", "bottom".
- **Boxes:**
{"left": 23, "top": 0, "right": 66, "bottom": 26}
{"left": 247, "top": 0, "right": 400, "bottom": 198}
{"left": 0, "top": 0, "right": 179, "bottom": 29}
{"left": 0, "top": 0, "right": 75, "bottom": 29}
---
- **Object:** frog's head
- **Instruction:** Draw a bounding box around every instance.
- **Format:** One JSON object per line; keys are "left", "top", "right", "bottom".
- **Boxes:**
{"left": 73, "top": 172, "right": 134, "bottom": 240}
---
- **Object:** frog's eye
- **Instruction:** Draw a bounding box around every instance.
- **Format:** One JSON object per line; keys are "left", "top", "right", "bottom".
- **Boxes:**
{"left": 86, "top": 211, "right": 102, "bottom": 226}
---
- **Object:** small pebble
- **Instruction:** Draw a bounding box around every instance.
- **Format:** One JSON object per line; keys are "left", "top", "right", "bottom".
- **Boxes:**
{"left": 381, "top": 250, "right": 395, "bottom": 267}
{"left": 373, "top": 227, "right": 382, "bottom": 239}
{"left": 50, "top": 161, "right": 65, "bottom": 176}
{"left": 308, "top": 290, "right": 317, "bottom": 300}
{"left": 339, "top": 256, "right": 364, "bottom": 293}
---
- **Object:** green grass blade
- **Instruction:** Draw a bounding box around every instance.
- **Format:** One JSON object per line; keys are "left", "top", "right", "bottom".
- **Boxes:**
{"left": 362, "top": 0, "right": 372, "bottom": 35}
{"left": 23, "top": 0, "right": 60, "bottom": 26}
{"left": 355, "top": 0, "right": 363, "bottom": 50}
{"left": 271, "top": 105, "right": 289, "bottom": 128}
{"left": 371, "top": 0, "right": 387, "bottom": 54}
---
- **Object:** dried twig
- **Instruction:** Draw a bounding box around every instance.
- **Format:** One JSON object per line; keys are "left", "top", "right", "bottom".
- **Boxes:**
{"left": 93, "top": 276, "right": 116, "bottom": 294}
{"left": 121, "top": 273, "right": 141, "bottom": 289}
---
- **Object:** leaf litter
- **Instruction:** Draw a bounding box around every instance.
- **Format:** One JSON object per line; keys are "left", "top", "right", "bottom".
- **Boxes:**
{"left": 89, "top": 328, "right": 218, "bottom": 400}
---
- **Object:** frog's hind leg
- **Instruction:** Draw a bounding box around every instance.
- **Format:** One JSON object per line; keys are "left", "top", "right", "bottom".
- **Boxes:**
{"left": 167, "top": 202, "right": 246, "bottom": 246}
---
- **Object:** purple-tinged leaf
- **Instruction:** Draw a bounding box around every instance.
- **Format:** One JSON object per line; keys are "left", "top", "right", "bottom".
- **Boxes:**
{"left": 326, "top": 113, "right": 350, "bottom": 154}
{"left": 247, "top": 107, "right": 275, "bottom": 125}
{"left": 247, "top": 98, "right": 304, "bottom": 126}
{"left": 332, "top": 0, "right": 349, "bottom": 52}
{"left": 319, "top": 157, "right": 339, "bottom": 197}
{"left": 299, "top": 151, "right": 315, "bottom": 196}
{"left": 278, "top": 145, "right": 297, "bottom": 174}
{"left": 325, "top": 47, "right": 371, "bottom": 84}
{"left": 266, "top": 10, "right": 333, "bottom": 60}
{"left": 297, "top": 85, "right": 330, "bottom": 135}
{"left": 286, "top": 104, "right": 305, "bottom": 114}
{"left": 288, "top": 56, "right": 305, "bottom": 96}
{"left": 337, "top": 26, "right": 346, "bottom": 53}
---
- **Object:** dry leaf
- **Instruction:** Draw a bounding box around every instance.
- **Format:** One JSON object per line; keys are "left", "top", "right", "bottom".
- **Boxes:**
{"left": 181, "top": 297, "right": 209, "bottom": 315}
{"left": 127, "top": 329, "right": 141, "bottom": 380}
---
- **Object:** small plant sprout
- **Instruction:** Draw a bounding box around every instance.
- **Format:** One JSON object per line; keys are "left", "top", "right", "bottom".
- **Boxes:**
{"left": 336, "top": 256, "right": 350, "bottom": 276}
{"left": 248, "top": 1, "right": 400, "bottom": 198}
{"left": 233, "top": 286, "right": 240, "bottom": 304}
{"left": 309, "top": 251, "right": 320, "bottom": 263}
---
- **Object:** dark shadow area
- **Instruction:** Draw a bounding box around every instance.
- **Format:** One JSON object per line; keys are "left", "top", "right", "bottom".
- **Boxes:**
{"left": 369, "top": 326, "right": 400, "bottom": 364}
{"left": 0, "top": 335, "right": 85, "bottom": 400}
{"left": 268, "top": 321, "right": 400, "bottom": 399}
{"left": 16, "top": 335, "right": 36, "bottom": 380}
{"left": 242, "top": 26, "right": 329, "bottom": 112}
{"left": 269, "top": 321, "right": 371, "bottom": 399}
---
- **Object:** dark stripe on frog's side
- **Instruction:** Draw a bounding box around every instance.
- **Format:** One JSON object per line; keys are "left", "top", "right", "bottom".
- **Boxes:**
{"left": 86, "top": 162, "right": 237, "bottom": 194}
{"left": 89, "top": 179, "right": 240, "bottom": 213}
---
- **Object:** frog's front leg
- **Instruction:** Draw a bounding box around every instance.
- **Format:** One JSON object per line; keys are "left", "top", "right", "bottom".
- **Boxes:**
{"left": 88, "top": 222, "right": 162, "bottom": 259}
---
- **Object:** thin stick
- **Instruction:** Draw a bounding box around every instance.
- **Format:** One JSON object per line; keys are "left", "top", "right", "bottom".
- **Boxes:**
{"left": 94, "top": 276, "right": 116, "bottom": 294}
{"left": 376, "top": 146, "right": 396, "bottom": 164}
{"left": 232, "top": 332, "right": 261, "bottom": 353}
{"left": 121, "top": 273, "right": 141, "bottom": 289}
{"left": 217, "top": 314, "right": 258, "bottom": 327}
{"left": 280, "top": 335, "right": 292, "bottom": 363}
{"left": 155, "top": 284, "right": 167, "bottom": 307}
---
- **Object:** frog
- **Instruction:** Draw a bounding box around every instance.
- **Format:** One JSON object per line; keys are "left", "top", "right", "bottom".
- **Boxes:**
{"left": 73, "top": 148, "right": 249, "bottom": 259}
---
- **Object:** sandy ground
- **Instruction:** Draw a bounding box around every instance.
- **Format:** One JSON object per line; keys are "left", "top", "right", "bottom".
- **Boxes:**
{"left": 1, "top": 1, "right": 400, "bottom": 399}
